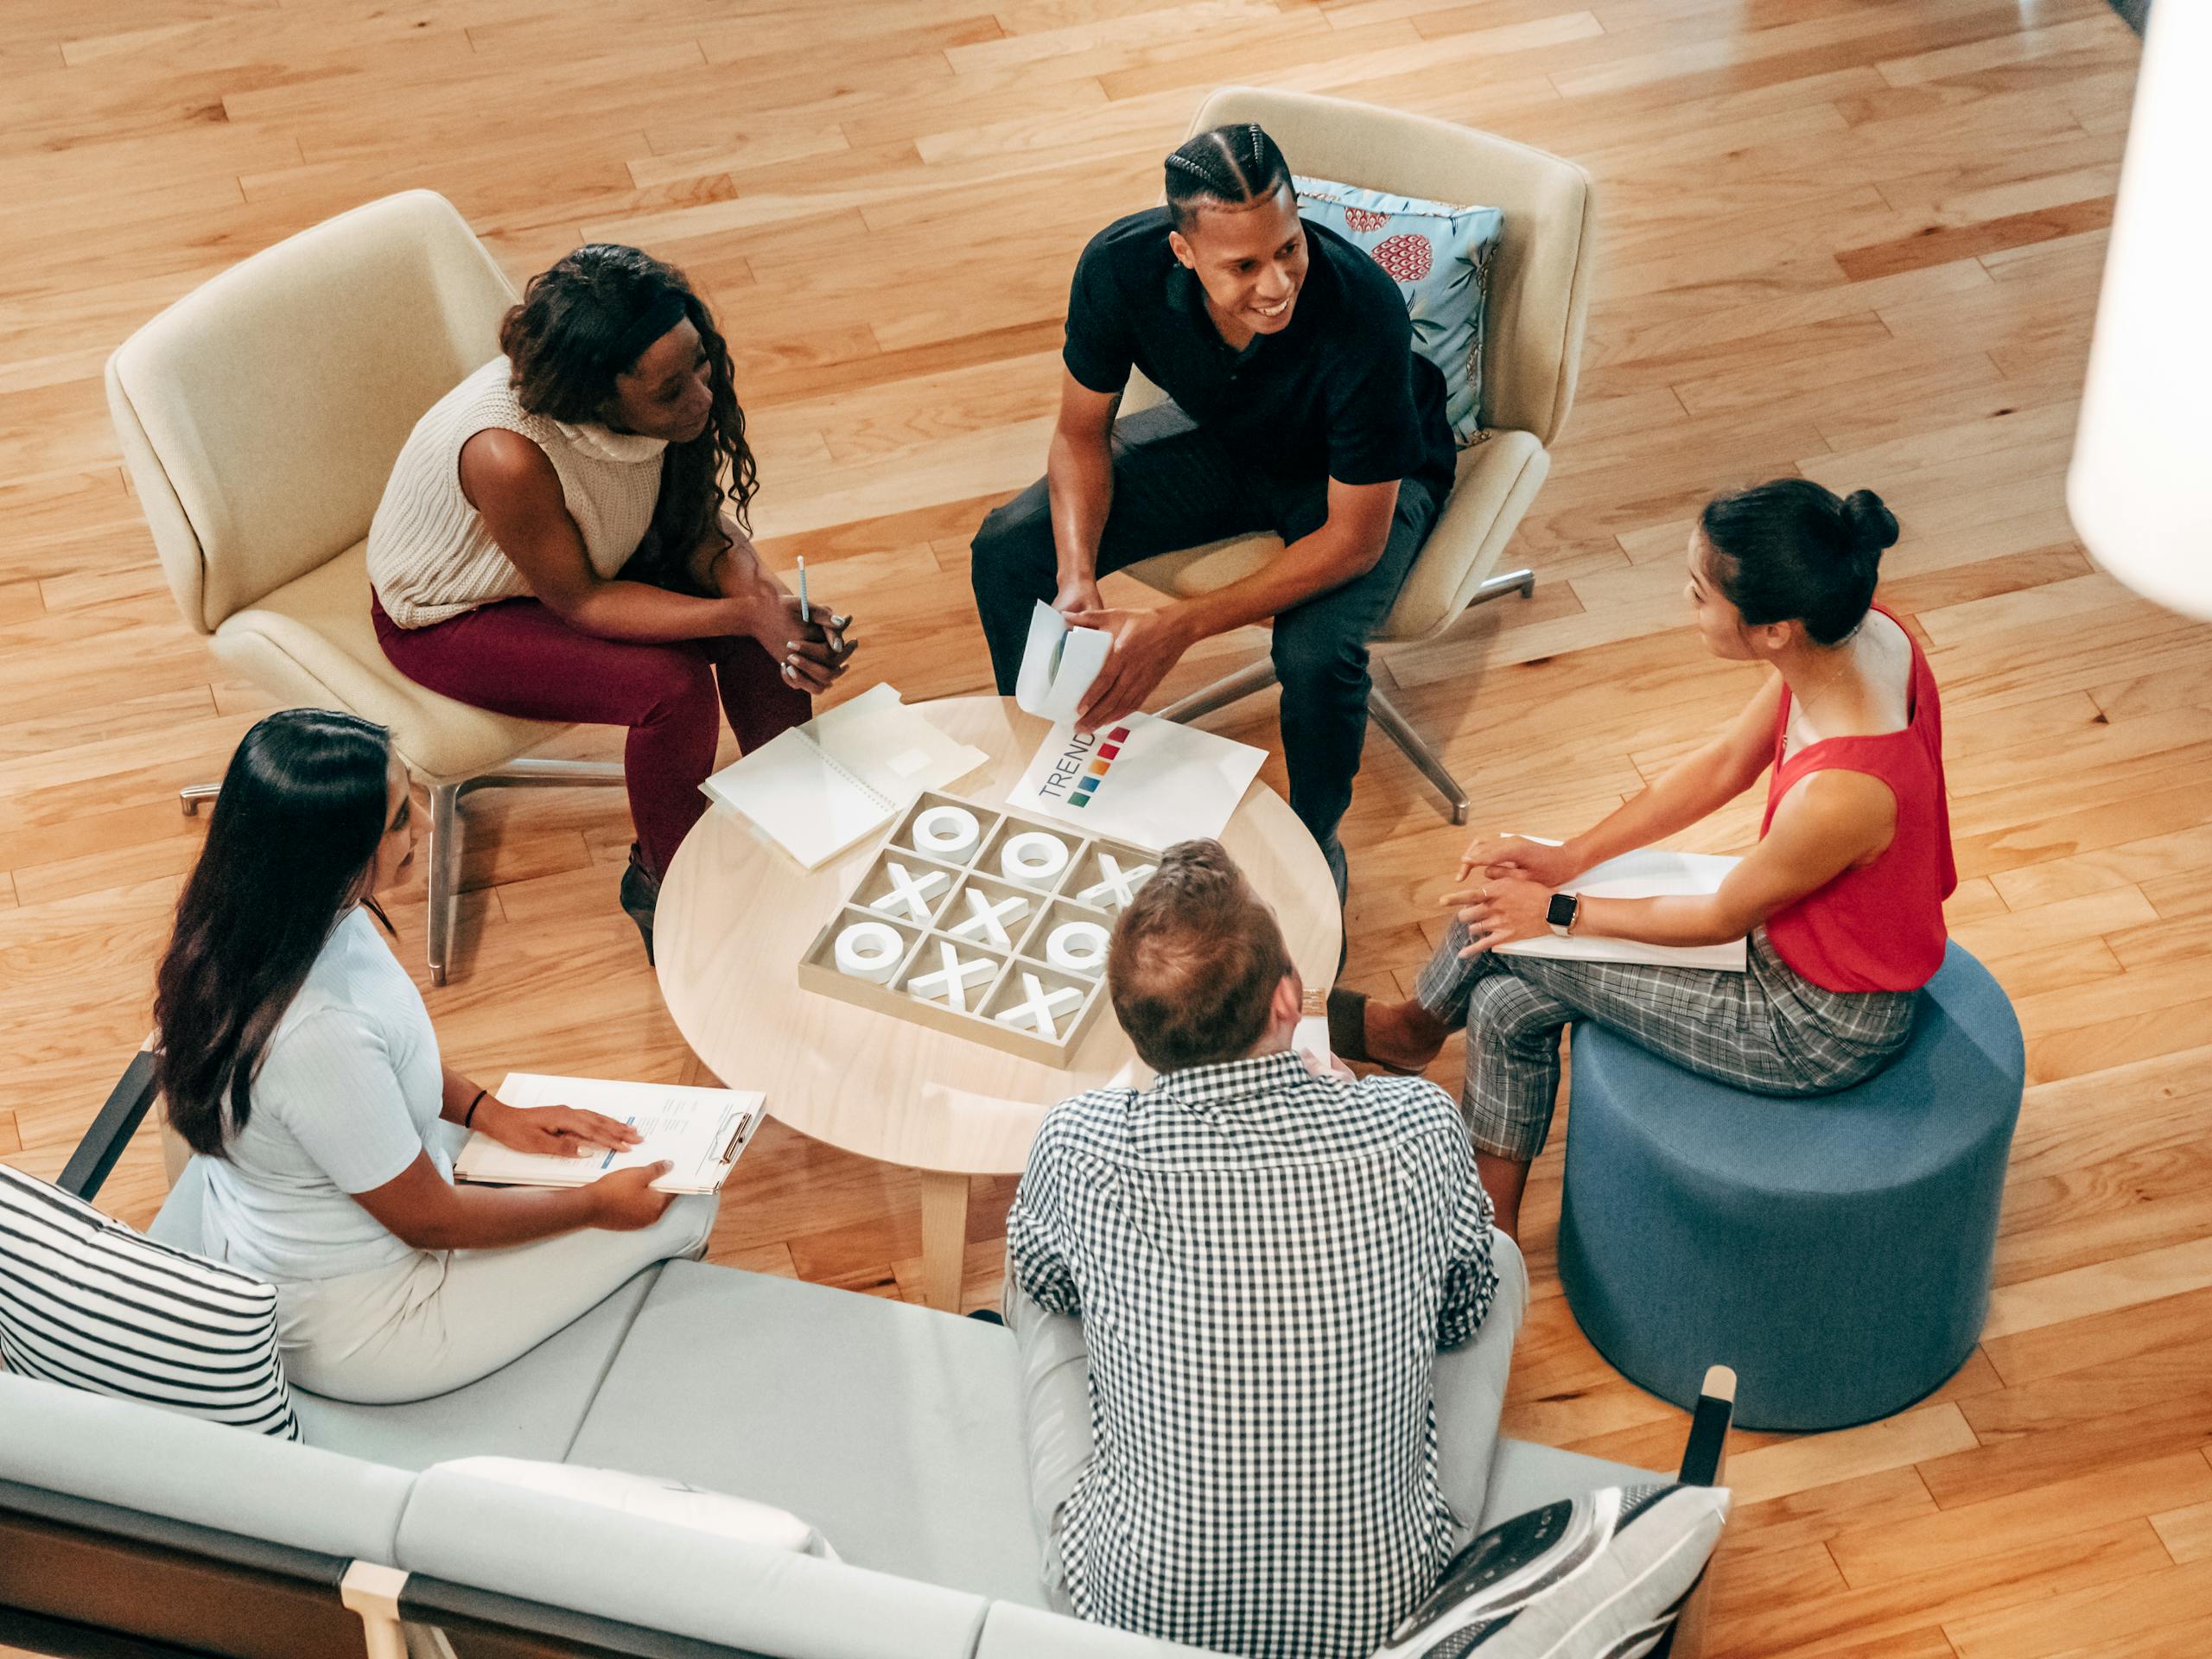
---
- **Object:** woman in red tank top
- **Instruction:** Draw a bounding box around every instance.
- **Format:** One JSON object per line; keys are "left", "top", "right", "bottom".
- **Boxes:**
{"left": 1334, "top": 479, "right": 1955, "bottom": 1236}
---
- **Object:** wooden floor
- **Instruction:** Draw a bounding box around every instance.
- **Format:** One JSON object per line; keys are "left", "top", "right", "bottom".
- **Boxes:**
{"left": 3, "top": 0, "right": 2208, "bottom": 1652}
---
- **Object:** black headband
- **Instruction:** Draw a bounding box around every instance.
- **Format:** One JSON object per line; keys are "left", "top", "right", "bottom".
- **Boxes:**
{"left": 602, "top": 289, "right": 693, "bottom": 378}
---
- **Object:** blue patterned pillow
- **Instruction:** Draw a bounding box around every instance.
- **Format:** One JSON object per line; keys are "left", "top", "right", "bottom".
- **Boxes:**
{"left": 1295, "top": 175, "right": 1503, "bottom": 447}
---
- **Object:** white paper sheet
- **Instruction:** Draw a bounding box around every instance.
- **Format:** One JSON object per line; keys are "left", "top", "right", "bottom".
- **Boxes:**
{"left": 1014, "top": 601, "right": 1114, "bottom": 723}
{"left": 1004, "top": 711, "right": 1266, "bottom": 849}
{"left": 701, "top": 684, "right": 988, "bottom": 868}
{"left": 452, "top": 1074, "right": 767, "bottom": 1194}
{"left": 1494, "top": 847, "right": 1747, "bottom": 972}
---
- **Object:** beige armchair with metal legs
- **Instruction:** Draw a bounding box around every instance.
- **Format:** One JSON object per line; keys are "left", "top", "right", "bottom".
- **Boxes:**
{"left": 1127, "top": 87, "right": 1598, "bottom": 823}
{"left": 106, "top": 190, "right": 624, "bottom": 984}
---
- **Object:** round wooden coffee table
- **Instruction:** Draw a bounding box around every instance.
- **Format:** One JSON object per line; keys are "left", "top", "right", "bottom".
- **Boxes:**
{"left": 656, "top": 694, "right": 1340, "bottom": 1310}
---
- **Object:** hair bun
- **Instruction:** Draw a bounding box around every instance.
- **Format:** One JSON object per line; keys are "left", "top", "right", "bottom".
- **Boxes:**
{"left": 1840, "top": 489, "right": 1899, "bottom": 557}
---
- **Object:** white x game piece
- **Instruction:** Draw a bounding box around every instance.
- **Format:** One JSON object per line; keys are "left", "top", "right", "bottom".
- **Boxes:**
{"left": 947, "top": 888, "right": 1028, "bottom": 947}
{"left": 908, "top": 942, "right": 995, "bottom": 1013}
{"left": 995, "top": 971, "right": 1083, "bottom": 1039}
{"left": 870, "top": 859, "right": 949, "bottom": 923}
{"left": 1078, "top": 853, "right": 1156, "bottom": 909}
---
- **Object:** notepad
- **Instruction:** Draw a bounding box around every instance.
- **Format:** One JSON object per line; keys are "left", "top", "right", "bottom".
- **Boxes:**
{"left": 701, "top": 683, "right": 988, "bottom": 869}
{"left": 1494, "top": 846, "right": 1748, "bottom": 973}
{"left": 453, "top": 1074, "right": 767, "bottom": 1195}
{"left": 1015, "top": 601, "right": 1114, "bottom": 723}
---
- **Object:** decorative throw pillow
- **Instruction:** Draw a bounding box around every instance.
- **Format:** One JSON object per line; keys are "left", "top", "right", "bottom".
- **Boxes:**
{"left": 0, "top": 1161, "right": 299, "bottom": 1439}
{"left": 1295, "top": 175, "right": 1504, "bottom": 447}
{"left": 433, "top": 1457, "right": 838, "bottom": 1560}
{"left": 1370, "top": 1483, "right": 1730, "bottom": 1658}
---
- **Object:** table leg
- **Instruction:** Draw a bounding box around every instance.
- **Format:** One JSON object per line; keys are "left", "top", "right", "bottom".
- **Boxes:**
{"left": 918, "top": 1169, "right": 971, "bottom": 1313}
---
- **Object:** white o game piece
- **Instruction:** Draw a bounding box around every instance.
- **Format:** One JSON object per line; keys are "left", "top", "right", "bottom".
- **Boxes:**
{"left": 1045, "top": 919, "right": 1110, "bottom": 975}
{"left": 995, "top": 971, "right": 1083, "bottom": 1039}
{"left": 1077, "top": 853, "right": 1156, "bottom": 909}
{"left": 912, "top": 805, "right": 982, "bottom": 861}
{"left": 948, "top": 888, "right": 1029, "bottom": 947}
{"left": 870, "top": 859, "right": 949, "bottom": 923}
{"left": 1000, "top": 831, "right": 1071, "bottom": 886}
{"left": 909, "top": 942, "right": 995, "bottom": 1013}
{"left": 833, "top": 919, "right": 905, "bottom": 982}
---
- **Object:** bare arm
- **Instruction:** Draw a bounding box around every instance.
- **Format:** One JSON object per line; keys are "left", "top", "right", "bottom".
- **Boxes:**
{"left": 1451, "top": 766, "right": 1898, "bottom": 954}
{"left": 1560, "top": 673, "right": 1786, "bottom": 875}
{"left": 1046, "top": 371, "right": 1122, "bottom": 613}
{"left": 347, "top": 1150, "right": 674, "bottom": 1253}
{"left": 460, "top": 429, "right": 764, "bottom": 645}
{"left": 1575, "top": 768, "right": 1899, "bottom": 946}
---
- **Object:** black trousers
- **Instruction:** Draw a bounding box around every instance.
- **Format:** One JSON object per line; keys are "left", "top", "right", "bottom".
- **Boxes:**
{"left": 969, "top": 404, "right": 1441, "bottom": 887}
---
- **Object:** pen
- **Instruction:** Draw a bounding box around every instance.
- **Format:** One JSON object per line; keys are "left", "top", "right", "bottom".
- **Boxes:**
{"left": 796, "top": 556, "right": 810, "bottom": 623}
{"left": 602, "top": 1114, "right": 638, "bottom": 1171}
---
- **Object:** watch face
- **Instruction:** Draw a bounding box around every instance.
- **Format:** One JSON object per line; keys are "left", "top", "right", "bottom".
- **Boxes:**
{"left": 1546, "top": 893, "right": 1578, "bottom": 929}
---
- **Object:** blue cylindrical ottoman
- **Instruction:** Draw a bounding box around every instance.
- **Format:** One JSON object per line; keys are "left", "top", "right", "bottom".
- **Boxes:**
{"left": 1555, "top": 943, "right": 2023, "bottom": 1433}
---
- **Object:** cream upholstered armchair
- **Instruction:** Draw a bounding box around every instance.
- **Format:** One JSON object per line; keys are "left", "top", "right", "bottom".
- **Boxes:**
{"left": 105, "top": 190, "right": 623, "bottom": 984}
{"left": 1127, "top": 88, "right": 1597, "bottom": 823}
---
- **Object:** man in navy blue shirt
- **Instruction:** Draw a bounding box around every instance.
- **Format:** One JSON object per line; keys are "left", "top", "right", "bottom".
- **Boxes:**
{"left": 969, "top": 124, "right": 1457, "bottom": 899}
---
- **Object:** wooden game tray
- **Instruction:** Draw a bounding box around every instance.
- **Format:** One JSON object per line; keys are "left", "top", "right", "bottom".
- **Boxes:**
{"left": 796, "top": 791, "right": 1160, "bottom": 1065}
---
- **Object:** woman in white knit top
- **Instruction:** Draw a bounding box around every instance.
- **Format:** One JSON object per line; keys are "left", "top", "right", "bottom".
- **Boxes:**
{"left": 367, "top": 245, "right": 857, "bottom": 958}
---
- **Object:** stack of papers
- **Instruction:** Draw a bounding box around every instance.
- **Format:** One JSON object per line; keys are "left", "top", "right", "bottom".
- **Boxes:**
{"left": 702, "top": 684, "right": 988, "bottom": 869}
{"left": 453, "top": 1073, "right": 766, "bottom": 1194}
{"left": 1006, "top": 711, "right": 1266, "bottom": 849}
{"left": 1015, "top": 601, "right": 1112, "bottom": 722}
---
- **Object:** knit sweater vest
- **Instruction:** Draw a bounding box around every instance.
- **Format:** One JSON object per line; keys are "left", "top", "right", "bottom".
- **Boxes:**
{"left": 366, "top": 357, "right": 668, "bottom": 629}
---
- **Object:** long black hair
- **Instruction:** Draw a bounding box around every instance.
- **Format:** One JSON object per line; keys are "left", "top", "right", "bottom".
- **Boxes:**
{"left": 499, "top": 244, "right": 757, "bottom": 589}
{"left": 1700, "top": 479, "right": 1901, "bottom": 646}
{"left": 155, "top": 710, "right": 395, "bottom": 1156}
{"left": 1164, "top": 124, "right": 1293, "bottom": 232}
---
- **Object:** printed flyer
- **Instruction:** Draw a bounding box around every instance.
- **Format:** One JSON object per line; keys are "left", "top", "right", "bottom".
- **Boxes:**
{"left": 1005, "top": 712, "right": 1266, "bottom": 849}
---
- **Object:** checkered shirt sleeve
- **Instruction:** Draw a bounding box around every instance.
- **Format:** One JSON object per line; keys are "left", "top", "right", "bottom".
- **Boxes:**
{"left": 1007, "top": 1050, "right": 1497, "bottom": 1659}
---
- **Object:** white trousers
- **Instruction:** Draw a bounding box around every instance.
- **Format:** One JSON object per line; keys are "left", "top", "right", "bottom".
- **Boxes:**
{"left": 274, "top": 1195, "right": 717, "bottom": 1404}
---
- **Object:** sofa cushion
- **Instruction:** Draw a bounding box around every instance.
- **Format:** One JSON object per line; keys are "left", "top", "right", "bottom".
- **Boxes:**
{"left": 0, "top": 1372, "right": 411, "bottom": 1563}
{"left": 973, "top": 1603, "right": 1228, "bottom": 1657}
{"left": 434, "top": 1455, "right": 836, "bottom": 1557}
{"left": 152, "top": 1148, "right": 653, "bottom": 1469}
{"left": 1373, "top": 1484, "right": 1730, "bottom": 1658}
{"left": 151, "top": 1159, "right": 650, "bottom": 1468}
{"left": 1294, "top": 175, "right": 1503, "bottom": 445}
{"left": 0, "top": 1160, "right": 297, "bottom": 1438}
{"left": 288, "top": 1266, "right": 662, "bottom": 1468}
{"left": 566, "top": 1260, "right": 1044, "bottom": 1605}
{"left": 396, "top": 1462, "right": 988, "bottom": 1659}
{"left": 1473, "top": 1440, "right": 1670, "bottom": 1533}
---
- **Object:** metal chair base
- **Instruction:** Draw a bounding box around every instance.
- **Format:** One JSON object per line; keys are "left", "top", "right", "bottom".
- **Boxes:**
{"left": 1157, "top": 569, "right": 1534, "bottom": 828}
{"left": 178, "top": 758, "right": 626, "bottom": 986}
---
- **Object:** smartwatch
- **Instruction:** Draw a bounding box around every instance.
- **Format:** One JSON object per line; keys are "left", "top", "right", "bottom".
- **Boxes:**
{"left": 1546, "top": 893, "right": 1580, "bottom": 938}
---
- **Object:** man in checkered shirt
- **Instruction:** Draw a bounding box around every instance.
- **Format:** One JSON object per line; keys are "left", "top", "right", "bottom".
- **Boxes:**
{"left": 1006, "top": 839, "right": 1500, "bottom": 1659}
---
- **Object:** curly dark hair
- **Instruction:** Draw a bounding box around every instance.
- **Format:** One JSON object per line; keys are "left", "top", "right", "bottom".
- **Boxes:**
{"left": 499, "top": 245, "right": 757, "bottom": 589}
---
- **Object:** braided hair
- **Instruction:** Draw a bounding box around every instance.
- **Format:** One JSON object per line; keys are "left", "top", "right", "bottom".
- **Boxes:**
{"left": 1164, "top": 124, "right": 1294, "bottom": 232}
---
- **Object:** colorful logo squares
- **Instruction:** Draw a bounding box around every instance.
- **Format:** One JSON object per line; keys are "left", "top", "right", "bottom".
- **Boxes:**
{"left": 1071, "top": 725, "right": 1135, "bottom": 807}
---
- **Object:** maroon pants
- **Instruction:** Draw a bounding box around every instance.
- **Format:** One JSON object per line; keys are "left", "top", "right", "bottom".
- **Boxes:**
{"left": 373, "top": 596, "right": 810, "bottom": 881}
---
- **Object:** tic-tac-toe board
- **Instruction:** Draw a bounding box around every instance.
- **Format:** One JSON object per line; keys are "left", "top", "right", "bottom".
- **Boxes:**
{"left": 795, "top": 791, "right": 1159, "bottom": 1065}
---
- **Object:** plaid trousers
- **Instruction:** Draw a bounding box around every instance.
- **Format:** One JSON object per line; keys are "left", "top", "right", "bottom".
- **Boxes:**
{"left": 1414, "top": 924, "right": 1919, "bottom": 1162}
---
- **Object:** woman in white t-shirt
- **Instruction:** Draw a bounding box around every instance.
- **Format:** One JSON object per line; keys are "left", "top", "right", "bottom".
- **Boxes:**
{"left": 153, "top": 709, "right": 717, "bottom": 1404}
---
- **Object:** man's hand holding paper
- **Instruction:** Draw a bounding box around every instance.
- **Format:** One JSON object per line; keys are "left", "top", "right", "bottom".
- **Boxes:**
{"left": 1065, "top": 604, "right": 1196, "bottom": 732}
{"left": 1015, "top": 600, "right": 1116, "bottom": 724}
